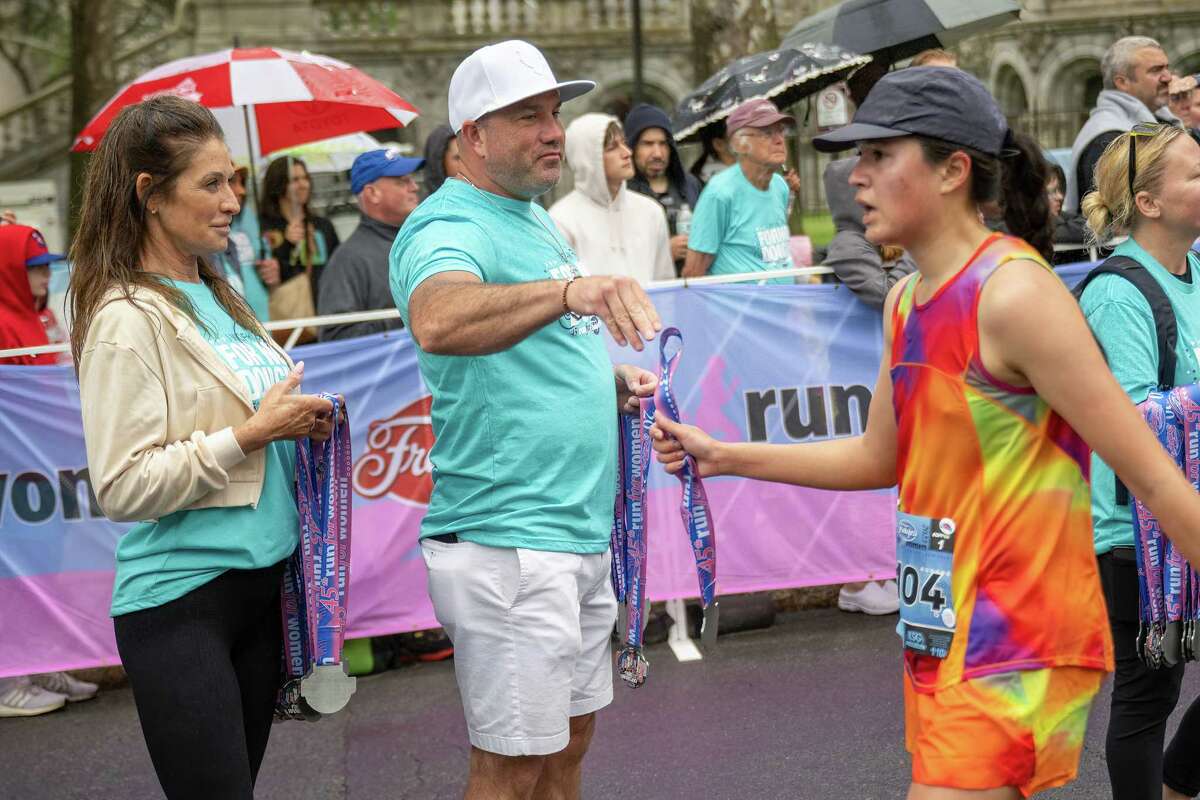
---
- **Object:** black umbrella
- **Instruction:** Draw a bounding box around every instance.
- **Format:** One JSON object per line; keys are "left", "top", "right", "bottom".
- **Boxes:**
{"left": 673, "top": 43, "right": 871, "bottom": 143}
{"left": 780, "top": 0, "right": 1020, "bottom": 64}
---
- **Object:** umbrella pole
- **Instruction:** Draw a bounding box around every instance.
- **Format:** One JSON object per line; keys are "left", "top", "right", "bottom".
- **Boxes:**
{"left": 242, "top": 103, "right": 263, "bottom": 257}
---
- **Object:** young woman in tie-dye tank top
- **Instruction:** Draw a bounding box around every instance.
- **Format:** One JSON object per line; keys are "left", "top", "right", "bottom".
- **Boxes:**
{"left": 652, "top": 68, "right": 1200, "bottom": 798}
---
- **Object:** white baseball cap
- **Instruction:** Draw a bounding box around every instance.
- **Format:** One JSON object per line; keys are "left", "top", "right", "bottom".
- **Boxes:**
{"left": 448, "top": 40, "right": 595, "bottom": 132}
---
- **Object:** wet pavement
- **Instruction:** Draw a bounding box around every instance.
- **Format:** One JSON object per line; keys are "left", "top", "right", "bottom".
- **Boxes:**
{"left": 4, "top": 607, "right": 1198, "bottom": 799}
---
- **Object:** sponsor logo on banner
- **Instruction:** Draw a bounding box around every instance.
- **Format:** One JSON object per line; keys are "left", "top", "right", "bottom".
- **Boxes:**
{"left": 352, "top": 396, "right": 435, "bottom": 507}
{"left": 142, "top": 77, "right": 203, "bottom": 103}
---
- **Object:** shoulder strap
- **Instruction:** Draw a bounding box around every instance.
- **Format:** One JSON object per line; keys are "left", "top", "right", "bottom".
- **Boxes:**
{"left": 1073, "top": 255, "right": 1177, "bottom": 391}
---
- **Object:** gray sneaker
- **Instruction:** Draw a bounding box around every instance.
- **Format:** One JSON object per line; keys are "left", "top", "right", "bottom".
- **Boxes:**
{"left": 31, "top": 671, "right": 99, "bottom": 702}
{"left": 0, "top": 676, "right": 67, "bottom": 717}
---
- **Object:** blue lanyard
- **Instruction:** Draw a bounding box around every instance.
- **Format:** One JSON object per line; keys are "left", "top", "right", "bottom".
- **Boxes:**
{"left": 276, "top": 393, "right": 356, "bottom": 720}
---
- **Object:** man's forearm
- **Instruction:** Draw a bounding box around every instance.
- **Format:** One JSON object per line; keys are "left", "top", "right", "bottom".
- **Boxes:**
{"left": 410, "top": 278, "right": 566, "bottom": 355}
{"left": 682, "top": 249, "right": 714, "bottom": 279}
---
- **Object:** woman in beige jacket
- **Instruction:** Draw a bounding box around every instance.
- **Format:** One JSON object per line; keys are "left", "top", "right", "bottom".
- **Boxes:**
{"left": 69, "top": 96, "right": 333, "bottom": 800}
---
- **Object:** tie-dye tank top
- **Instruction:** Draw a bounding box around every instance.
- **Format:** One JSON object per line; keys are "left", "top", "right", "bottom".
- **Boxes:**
{"left": 891, "top": 233, "right": 1114, "bottom": 693}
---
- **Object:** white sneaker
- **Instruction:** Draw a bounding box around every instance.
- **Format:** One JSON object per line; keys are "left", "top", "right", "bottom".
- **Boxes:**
{"left": 0, "top": 676, "right": 68, "bottom": 717}
{"left": 838, "top": 580, "right": 900, "bottom": 615}
{"left": 31, "top": 671, "right": 99, "bottom": 702}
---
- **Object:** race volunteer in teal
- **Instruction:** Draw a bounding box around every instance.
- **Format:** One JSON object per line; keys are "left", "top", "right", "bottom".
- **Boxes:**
{"left": 683, "top": 98, "right": 796, "bottom": 285}
{"left": 390, "top": 40, "right": 660, "bottom": 800}
{"left": 71, "top": 96, "right": 333, "bottom": 800}
{"left": 1077, "top": 122, "right": 1200, "bottom": 800}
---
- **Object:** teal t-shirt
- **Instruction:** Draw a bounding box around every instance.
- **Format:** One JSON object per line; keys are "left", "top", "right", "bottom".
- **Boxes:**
{"left": 688, "top": 164, "right": 794, "bottom": 284}
{"left": 1080, "top": 238, "right": 1200, "bottom": 555}
{"left": 226, "top": 226, "right": 271, "bottom": 322}
{"left": 110, "top": 279, "right": 298, "bottom": 615}
{"left": 389, "top": 179, "right": 616, "bottom": 554}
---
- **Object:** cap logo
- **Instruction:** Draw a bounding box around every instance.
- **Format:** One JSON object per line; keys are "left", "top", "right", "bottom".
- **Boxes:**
{"left": 385, "top": 146, "right": 403, "bottom": 161}
{"left": 31, "top": 231, "right": 46, "bottom": 248}
{"left": 516, "top": 49, "right": 549, "bottom": 79}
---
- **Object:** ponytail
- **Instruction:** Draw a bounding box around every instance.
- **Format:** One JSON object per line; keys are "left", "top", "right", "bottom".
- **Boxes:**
{"left": 1000, "top": 131, "right": 1053, "bottom": 263}
{"left": 918, "top": 132, "right": 1053, "bottom": 263}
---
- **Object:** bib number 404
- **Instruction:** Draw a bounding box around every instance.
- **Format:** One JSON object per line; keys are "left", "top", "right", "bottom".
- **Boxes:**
{"left": 899, "top": 564, "right": 947, "bottom": 613}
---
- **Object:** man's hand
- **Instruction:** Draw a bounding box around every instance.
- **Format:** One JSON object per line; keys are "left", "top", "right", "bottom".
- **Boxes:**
{"left": 616, "top": 364, "right": 657, "bottom": 414}
{"left": 783, "top": 168, "right": 802, "bottom": 195}
{"left": 669, "top": 234, "right": 689, "bottom": 262}
{"left": 565, "top": 275, "right": 662, "bottom": 350}
{"left": 257, "top": 258, "right": 281, "bottom": 287}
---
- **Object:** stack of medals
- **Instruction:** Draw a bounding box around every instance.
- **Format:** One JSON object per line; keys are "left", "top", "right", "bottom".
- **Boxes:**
{"left": 611, "top": 327, "right": 720, "bottom": 690}
{"left": 612, "top": 409, "right": 651, "bottom": 688}
{"left": 276, "top": 393, "right": 357, "bottom": 721}
{"left": 1131, "top": 385, "right": 1200, "bottom": 667}
{"left": 654, "top": 329, "right": 719, "bottom": 645}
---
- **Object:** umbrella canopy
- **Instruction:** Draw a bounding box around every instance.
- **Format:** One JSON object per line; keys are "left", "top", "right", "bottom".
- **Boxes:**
{"left": 72, "top": 47, "right": 419, "bottom": 156}
{"left": 673, "top": 43, "right": 870, "bottom": 143}
{"left": 780, "top": 0, "right": 1021, "bottom": 64}
{"left": 263, "top": 131, "right": 383, "bottom": 174}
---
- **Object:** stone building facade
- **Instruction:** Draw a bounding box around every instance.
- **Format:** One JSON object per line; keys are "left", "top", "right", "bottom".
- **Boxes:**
{"left": 0, "top": 0, "right": 1198, "bottom": 214}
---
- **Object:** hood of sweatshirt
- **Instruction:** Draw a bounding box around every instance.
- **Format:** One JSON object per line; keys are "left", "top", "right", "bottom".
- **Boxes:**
{"left": 565, "top": 112, "right": 625, "bottom": 208}
{"left": 623, "top": 103, "right": 701, "bottom": 206}
{"left": 0, "top": 224, "right": 51, "bottom": 362}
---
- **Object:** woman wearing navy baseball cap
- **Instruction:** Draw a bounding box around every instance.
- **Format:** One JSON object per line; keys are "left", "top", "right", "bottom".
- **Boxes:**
{"left": 653, "top": 66, "right": 1200, "bottom": 798}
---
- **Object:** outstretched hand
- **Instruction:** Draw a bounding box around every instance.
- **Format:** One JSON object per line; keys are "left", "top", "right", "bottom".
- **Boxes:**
{"left": 651, "top": 416, "right": 724, "bottom": 477}
{"left": 566, "top": 275, "right": 662, "bottom": 351}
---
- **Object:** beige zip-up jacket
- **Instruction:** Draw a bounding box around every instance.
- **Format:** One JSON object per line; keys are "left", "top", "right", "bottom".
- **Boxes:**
{"left": 78, "top": 286, "right": 294, "bottom": 523}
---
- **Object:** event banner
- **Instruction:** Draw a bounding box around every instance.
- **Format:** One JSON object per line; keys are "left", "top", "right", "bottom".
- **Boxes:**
{"left": 0, "top": 283, "right": 895, "bottom": 678}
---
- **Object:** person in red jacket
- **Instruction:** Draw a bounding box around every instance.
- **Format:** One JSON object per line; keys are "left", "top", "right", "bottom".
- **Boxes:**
{"left": 0, "top": 224, "right": 63, "bottom": 366}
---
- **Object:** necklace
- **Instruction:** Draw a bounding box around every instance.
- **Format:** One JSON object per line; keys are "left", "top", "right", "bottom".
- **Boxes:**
{"left": 455, "top": 174, "right": 577, "bottom": 270}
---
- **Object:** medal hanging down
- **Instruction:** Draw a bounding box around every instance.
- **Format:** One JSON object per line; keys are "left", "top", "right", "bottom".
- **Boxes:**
{"left": 1131, "top": 386, "right": 1200, "bottom": 668}
{"left": 276, "top": 393, "right": 357, "bottom": 721}
{"left": 655, "top": 328, "right": 719, "bottom": 644}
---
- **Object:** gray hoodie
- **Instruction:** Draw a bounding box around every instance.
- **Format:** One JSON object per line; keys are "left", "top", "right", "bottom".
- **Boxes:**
{"left": 1066, "top": 90, "right": 1157, "bottom": 213}
{"left": 549, "top": 113, "right": 674, "bottom": 285}
{"left": 822, "top": 157, "right": 916, "bottom": 309}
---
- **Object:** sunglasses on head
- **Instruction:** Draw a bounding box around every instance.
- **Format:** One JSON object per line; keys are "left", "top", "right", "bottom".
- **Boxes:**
{"left": 1128, "top": 122, "right": 1168, "bottom": 201}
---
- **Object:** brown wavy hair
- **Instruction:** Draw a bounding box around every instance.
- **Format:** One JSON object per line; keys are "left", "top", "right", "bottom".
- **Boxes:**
{"left": 67, "top": 95, "right": 264, "bottom": 366}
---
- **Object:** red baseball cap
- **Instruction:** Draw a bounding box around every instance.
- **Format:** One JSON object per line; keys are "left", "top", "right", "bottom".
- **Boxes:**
{"left": 15, "top": 225, "right": 64, "bottom": 266}
{"left": 725, "top": 98, "right": 796, "bottom": 138}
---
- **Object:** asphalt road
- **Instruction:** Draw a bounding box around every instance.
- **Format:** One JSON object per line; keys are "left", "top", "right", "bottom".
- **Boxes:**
{"left": 3, "top": 608, "right": 1198, "bottom": 799}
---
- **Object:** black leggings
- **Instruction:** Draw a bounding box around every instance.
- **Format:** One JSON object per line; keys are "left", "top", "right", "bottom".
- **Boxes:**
{"left": 1099, "top": 549, "right": 1200, "bottom": 799}
{"left": 114, "top": 562, "right": 285, "bottom": 800}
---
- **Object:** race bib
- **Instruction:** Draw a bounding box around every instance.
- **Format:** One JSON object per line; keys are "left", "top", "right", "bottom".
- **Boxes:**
{"left": 896, "top": 511, "right": 957, "bottom": 659}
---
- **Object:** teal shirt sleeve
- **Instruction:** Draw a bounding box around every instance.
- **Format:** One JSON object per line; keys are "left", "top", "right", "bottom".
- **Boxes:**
{"left": 688, "top": 182, "right": 728, "bottom": 256}
{"left": 390, "top": 218, "right": 490, "bottom": 326}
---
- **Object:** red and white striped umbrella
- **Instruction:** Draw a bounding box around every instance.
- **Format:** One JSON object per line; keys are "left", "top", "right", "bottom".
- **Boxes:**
{"left": 72, "top": 47, "right": 419, "bottom": 156}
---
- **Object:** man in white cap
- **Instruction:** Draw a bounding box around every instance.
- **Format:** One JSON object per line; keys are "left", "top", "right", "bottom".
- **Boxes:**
{"left": 389, "top": 40, "right": 661, "bottom": 798}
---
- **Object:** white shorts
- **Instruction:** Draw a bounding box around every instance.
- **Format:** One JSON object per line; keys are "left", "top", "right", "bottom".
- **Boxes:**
{"left": 421, "top": 539, "right": 617, "bottom": 756}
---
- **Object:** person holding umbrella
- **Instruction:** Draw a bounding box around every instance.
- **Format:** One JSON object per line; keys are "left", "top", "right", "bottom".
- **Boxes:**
{"left": 644, "top": 66, "right": 1200, "bottom": 798}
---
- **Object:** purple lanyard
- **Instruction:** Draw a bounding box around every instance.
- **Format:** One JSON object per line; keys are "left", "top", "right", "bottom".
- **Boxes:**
{"left": 613, "top": 410, "right": 652, "bottom": 688}
{"left": 653, "top": 328, "right": 719, "bottom": 643}
{"left": 1134, "top": 392, "right": 1171, "bottom": 666}
{"left": 277, "top": 393, "right": 356, "bottom": 720}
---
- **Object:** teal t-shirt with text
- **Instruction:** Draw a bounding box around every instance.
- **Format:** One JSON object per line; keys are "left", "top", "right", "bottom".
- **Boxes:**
{"left": 1080, "top": 238, "right": 1200, "bottom": 555}
{"left": 110, "top": 280, "right": 298, "bottom": 615}
{"left": 389, "top": 179, "right": 617, "bottom": 554}
{"left": 688, "top": 164, "right": 794, "bottom": 284}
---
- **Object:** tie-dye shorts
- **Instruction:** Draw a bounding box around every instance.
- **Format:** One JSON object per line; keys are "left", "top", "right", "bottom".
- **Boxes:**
{"left": 904, "top": 666, "right": 1105, "bottom": 796}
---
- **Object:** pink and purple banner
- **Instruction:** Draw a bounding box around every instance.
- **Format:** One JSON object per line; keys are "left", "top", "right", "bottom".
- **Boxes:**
{"left": 0, "top": 282, "right": 895, "bottom": 678}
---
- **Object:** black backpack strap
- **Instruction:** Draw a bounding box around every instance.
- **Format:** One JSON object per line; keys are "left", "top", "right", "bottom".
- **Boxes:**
{"left": 1074, "top": 255, "right": 1179, "bottom": 505}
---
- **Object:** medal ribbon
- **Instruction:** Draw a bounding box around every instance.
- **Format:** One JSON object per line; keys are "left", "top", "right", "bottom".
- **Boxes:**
{"left": 654, "top": 328, "right": 717, "bottom": 611}
{"left": 277, "top": 393, "right": 353, "bottom": 718}
{"left": 613, "top": 409, "right": 652, "bottom": 688}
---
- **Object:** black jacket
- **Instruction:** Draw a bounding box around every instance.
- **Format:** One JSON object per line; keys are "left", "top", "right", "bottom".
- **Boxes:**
{"left": 623, "top": 104, "right": 701, "bottom": 209}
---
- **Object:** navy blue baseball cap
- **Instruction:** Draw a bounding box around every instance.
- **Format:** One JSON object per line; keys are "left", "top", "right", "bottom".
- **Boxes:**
{"left": 350, "top": 148, "right": 425, "bottom": 195}
{"left": 813, "top": 67, "right": 1010, "bottom": 157}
